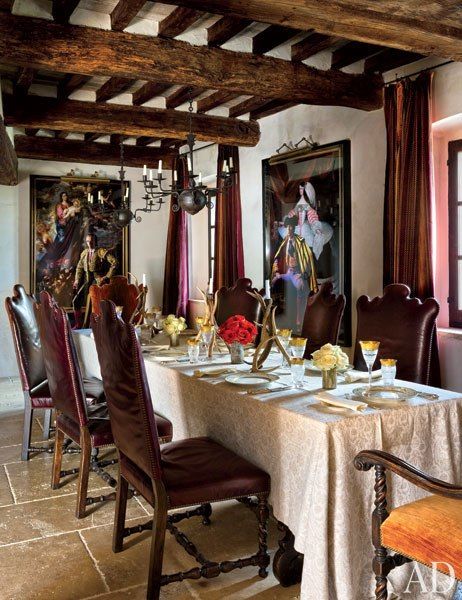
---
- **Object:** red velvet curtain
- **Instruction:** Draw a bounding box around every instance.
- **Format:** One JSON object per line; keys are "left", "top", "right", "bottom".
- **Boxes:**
{"left": 213, "top": 145, "right": 245, "bottom": 290}
{"left": 383, "top": 72, "right": 440, "bottom": 384}
{"left": 162, "top": 156, "right": 189, "bottom": 317}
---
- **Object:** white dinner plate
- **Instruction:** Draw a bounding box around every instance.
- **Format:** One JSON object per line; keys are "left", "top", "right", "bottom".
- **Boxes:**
{"left": 352, "top": 385, "right": 415, "bottom": 402}
{"left": 225, "top": 373, "right": 279, "bottom": 386}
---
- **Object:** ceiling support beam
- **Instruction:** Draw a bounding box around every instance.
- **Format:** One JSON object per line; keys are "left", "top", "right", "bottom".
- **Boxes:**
{"left": 155, "top": 0, "right": 459, "bottom": 61}
{"left": 331, "top": 42, "right": 382, "bottom": 69}
{"left": 291, "top": 33, "right": 342, "bottom": 61}
{"left": 3, "top": 94, "right": 261, "bottom": 147}
{"left": 136, "top": 136, "right": 160, "bottom": 146}
{"left": 14, "top": 135, "right": 177, "bottom": 169}
{"left": 250, "top": 100, "right": 297, "bottom": 120}
{"left": 0, "top": 118, "right": 18, "bottom": 185}
{"left": 111, "top": 0, "right": 146, "bottom": 31}
{"left": 0, "top": 13, "right": 383, "bottom": 110}
{"left": 132, "top": 82, "right": 171, "bottom": 106}
{"left": 58, "top": 74, "right": 91, "bottom": 99}
{"left": 16, "top": 68, "right": 34, "bottom": 94}
{"left": 52, "top": 0, "right": 80, "bottom": 24}
{"left": 207, "top": 17, "right": 252, "bottom": 47}
{"left": 96, "top": 77, "right": 132, "bottom": 102}
{"left": 158, "top": 7, "right": 203, "bottom": 38}
{"left": 364, "top": 49, "right": 424, "bottom": 74}
{"left": 252, "top": 25, "right": 300, "bottom": 55}
{"left": 197, "top": 90, "right": 239, "bottom": 113}
{"left": 165, "top": 85, "right": 205, "bottom": 110}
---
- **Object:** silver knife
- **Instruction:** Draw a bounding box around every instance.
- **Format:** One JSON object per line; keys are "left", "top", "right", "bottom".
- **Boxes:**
{"left": 246, "top": 386, "right": 293, "bottom": 395}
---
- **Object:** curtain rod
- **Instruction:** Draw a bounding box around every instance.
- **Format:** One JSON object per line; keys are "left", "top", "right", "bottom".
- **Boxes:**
{"left": 385, "top": 60, "right": 453, "bottom": 86}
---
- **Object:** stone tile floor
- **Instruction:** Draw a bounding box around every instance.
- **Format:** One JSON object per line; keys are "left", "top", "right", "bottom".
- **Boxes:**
{"left": 0, "top": 378, "right": 301, "bottom": 600}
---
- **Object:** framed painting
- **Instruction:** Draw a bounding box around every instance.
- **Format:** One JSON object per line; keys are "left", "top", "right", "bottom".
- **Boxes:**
{"left": 262, "top": 140, "right": 351, "bottom": 345}
{"left": 30, "top": 175, "right": 129, "bottom": 313}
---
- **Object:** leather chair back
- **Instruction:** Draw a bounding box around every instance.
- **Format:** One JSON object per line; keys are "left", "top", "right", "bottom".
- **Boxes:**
{"left": 91, "top": 301, "right": 163, "bottom": 482}
{"left": 353, "top": 284, "right": 439, "bottom": 384}
{"left": 35, "top": 292, "right": 89, "bottom": 426}
{"left": 215, "top": 278, "right": 262, "bottom": 327}
{"left": 301, "top": 282, "right": 346, "bottom": 359}
{"left": 5, "top": 284, "right": 47, "bottom": 392}
{"left": 90, "top": 276, "right": 143, "bottom": 324}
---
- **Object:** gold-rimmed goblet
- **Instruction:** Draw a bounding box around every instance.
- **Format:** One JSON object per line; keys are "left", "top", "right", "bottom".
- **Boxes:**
{"left": 290, "top": 337, "right": 307, "bottom": 359}
{"left": 277, "top": 328, "right": 292, "bottom": 368}
{"left": 200, "top": 324, "right": 213, "bottom": 362}
{"left": 359, "top": 340, "right": 380, "bottom": 388}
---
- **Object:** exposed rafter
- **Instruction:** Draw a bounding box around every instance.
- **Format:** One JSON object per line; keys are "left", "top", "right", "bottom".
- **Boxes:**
{"left": 136, "top": 136, "right": 160, "bottom": 146}
{"left": 291, "top": 33, "right": 342, "bottom": 62}
{"left": 51, "top": 0, "right": 80, "bottom": 24}
{"left": 252, "top": 25, "right": 300, "bottom": 55}
{"left": 0, "top": 117, "right": 18, "bottom": 185}
{"left": 197, "top": 90, "right": 239, "bottom": 113}
{"left": 15, "top": 68, "right": 34, "bottom": 94}
{"left": 96, "top": 77, "right": 132, "bottom": 102}
{"left": 250, "top": 100, "right": 297, "bottom": 120}
{"left": 364, "top": 49, "right": 424, "bottom": 74}
{"left": 158, "top": 7, "right": 204, "bottom": 39}
{"left": 3, "top": 94, "right": 261, "bottom": 147}
{"left": 331, "top": 42, "right": 382, "bottom": 70}
{"left": 156, "top": 0, "right": 459, "bottom": 60}
{"left": 165, "top": 86, "right": 205, "bottom": 110}
{"left": 14, "top": 135, "right": 177, "bottom": 169}
{"left": 25, "top": 128, "right": 39, "bottom": 136}
{"left": 207, "top": 16, "right": 252, "bottom": 47}
{"left": 58, "top": 74, "right": 91, "bottom": 99}
{"left": 229, "top": 96, "right": 268, "bottom": 118}
{"left": 110, "top": 0, "right": 146, "bottom": 32}
{"left": 0, "top": 14, "right": 383, "bottom": 110}
{"left": 133, "top": 82, "right": 171, "bottom": 106}
{"left": 84, "top": 132, "right": 104, "bottom": 143}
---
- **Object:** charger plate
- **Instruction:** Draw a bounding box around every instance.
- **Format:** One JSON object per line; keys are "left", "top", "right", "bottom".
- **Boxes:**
{"left": 225, "top": 372, "right": 279, "bottom": 386}
{"left": 352, "top": 385, "right": 415, "bottom": 402}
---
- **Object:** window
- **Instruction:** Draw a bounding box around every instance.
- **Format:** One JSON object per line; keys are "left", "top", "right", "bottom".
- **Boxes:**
{"left": 448, "top": 140, "right": 462, "bottom": 327}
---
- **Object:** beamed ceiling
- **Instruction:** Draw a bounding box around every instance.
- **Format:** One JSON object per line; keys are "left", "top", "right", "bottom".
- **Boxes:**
{"left": 0, "top": 0, "right": 459, "bottom": 177}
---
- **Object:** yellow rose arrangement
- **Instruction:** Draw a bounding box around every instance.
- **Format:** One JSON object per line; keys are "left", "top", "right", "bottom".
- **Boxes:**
{"left": 312, "top": 343, "right": 349, "bottom": 371}
{"left": 162, "top": 314, "right": 187, "bottom": 336}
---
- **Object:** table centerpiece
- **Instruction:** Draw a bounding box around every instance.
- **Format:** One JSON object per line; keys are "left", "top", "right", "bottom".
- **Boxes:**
{"left": 312, "top": 343, "right": 350, "bottom": 390}
{"left": 218, "top": 315, "right": 258, "bottom": 364}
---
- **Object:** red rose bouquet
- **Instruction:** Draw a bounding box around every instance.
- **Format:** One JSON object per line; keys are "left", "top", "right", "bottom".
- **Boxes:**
{"left": 218, "top": 315, "right": 258, "bottom": 347}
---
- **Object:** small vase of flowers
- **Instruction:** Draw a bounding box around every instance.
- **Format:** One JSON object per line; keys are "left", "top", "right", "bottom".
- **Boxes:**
{"left": 218, "top": 315, "right": 258, "bottom": 364}
{"left": 162, "top": 314, "right": 187, "bottom": 347}
{"left": 312, "top": 343, "right": 349, "bottom": 390}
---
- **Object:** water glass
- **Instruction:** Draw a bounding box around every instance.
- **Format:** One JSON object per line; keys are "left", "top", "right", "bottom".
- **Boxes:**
{"left": 359, "top": 340, "right": 380, "bottom": 388}
{"left": 187, "top": 339, "right": 200, "bottom": 364}
{"left": 290, "top": 358, "right": 305, "bottom": 389}
{"left": 277, "top": 328, "right": 292, "bottom": 368}
{"left": 290, "top": 337, "right": 307, "bottom": 359}
{"left": 380, "top": 359, "right": 397, "bottom": 386}
{"left": 200, "top": 325, "right": 213, "bottom": 361}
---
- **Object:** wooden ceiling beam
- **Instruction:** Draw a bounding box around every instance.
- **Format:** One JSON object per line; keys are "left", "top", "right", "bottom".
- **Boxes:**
{"left": 229, "top": 96, "right": 268, "bottom": 118}
{"left": 15, "top": 67, "right": 34, "bottom": 94}
{"left": 291, "top": 33, "right": 342, "bottom": 61}
{"left": 14, "top": 135, "right": 177, "bottom": 169}
{"left": 110, "top": 134, "right": 126, "bottom": 145}
{"left": 0, "top": 13, "right": 383, "bottom": 110}
{"left": 155, "top": 0, "right": 461, "bottom": 60}
{"left": 250, "top": 100, "right": 297, "bottom": 120}
{"left": 55, "top": 130, "right": 69, "bottom": 139}
{"left": 364, "top": 49, "right": 424, "bottom": 74}
{"left": 133, "top": 82, "right": 171, "bottom": 106}
{"left": 25, "top": 128, "right": 39, "bottom": 136}
{"left": 0, "top": 117, "right": 18, "bottom": 185}
{"left": 52, "top": 0, "right": 80, "bottom": 24}
{"left": 197, "top": 90, "right": 239, "bottom": 113}
{"left": 3, "top": 94, "right": 261, "bottom": 147}
{"left": 111, "top": 0, "right": 146, "bottom": 31}
{"left": 0, "top": 0, "right": 14, "bottom": 12}
{"left": 136, "top": 136, "right": 159, "bottom": 146}
{"left": 158, "top": 7, "right": 204, "bottom": 39}
{"left": 160, "top": 138, "right": 184, "bottom": 149}
{"left": 331, "top": 41, "right": 382, "bottom": 69}
{"left": 58, "top": 74, "right": 91, "bottom": 99}
{"left": 84, "top": 132, "right": 104, "bottom": 143}
{"left": 252, "top": 25, "right": 300, "bottom": 55}
{"left": 207, "top": 16, "right": 252, "bottom": 47}
{"left": 96, "top": 76, "right": 132, "bottom": 102}
{"left": 165, "top": 85, "right": 205, "bottom": 110}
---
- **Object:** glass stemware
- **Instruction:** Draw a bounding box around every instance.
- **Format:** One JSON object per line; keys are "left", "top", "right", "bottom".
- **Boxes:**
{"left": 187, "top": 338, "right": 200, "bottom": 364}
{"left": 290, "top": 358, "right": 305, "bottom": 389}
{"left": 359, "top": 340, "right": 380, "bottom": 388}
{"left": 290, "top": 337, "right": 307, "bottom": 359}
{"left": 380, "top": 358, "right": 397, "bottom": 386}
{"left": 277, "top": 328, "right": 292, "bottom": 368}
{"left": 200, "top": 325, "right": 213, "bottom": 361}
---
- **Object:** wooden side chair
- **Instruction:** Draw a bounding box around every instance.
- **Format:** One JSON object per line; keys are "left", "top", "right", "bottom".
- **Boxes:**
{"left": 91, "top": 300, "right": 271, "bottom": 599}
{"left": 300, "top": 282, "right": 346, "bottom": 359}
{"left": 5, "top": 284, "right": 105, "bottom": 461}
{"left": 353, "top": 284, "right": 439, "bottom": 384}
{"left": 355, "top": 449, "right": 462, "bottom": 600}
{"left": 36, "top": 291, "right": 173, "bottom": 519}
{"left": 215, "top": 278, "right": 263, "bottom": 326}
{"left": 90, "top": 275, "right": 145, "bottom": 325}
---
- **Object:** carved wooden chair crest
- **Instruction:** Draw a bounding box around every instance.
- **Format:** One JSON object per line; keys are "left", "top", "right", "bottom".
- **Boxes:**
{"left": 90, "top": 275, "right": 145, "bottom": 325}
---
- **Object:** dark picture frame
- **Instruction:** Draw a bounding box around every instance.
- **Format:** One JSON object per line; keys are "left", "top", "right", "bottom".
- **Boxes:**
{"left": 262, "top": 140, "right": 351, "bottom": 345}
{"left": 30, "top": 175, "right": 129, "bottom": 310}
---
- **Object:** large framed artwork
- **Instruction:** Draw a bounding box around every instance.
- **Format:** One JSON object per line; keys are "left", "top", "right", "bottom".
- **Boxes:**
{"left": 30, "top": 175, "right": 129, "bottom": 312}
{"left": 262, "top": 140, "right": 351, "bottom": 345}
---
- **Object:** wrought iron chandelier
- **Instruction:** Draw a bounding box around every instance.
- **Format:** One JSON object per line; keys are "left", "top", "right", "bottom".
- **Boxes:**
{"left": 137, "top": 93, "right": 235, "bottom": 217}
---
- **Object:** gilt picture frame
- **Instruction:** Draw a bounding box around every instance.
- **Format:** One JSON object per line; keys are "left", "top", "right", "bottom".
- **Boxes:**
{"left": 30, "top": 175, "right": 129, "bottom": 310}
{"left": 262, "top": 140, "right": 351, "bottom": 345}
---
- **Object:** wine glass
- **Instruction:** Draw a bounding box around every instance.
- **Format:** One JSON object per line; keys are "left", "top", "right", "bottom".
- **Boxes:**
{"left": 200, "top": 325, "right": 213, "bottom": 361}
{"left": 290, "top": 337, "right": 307, "bottom": 359}
{"left": 277, "top": 328, "right": 292, "bottom": 368}
{"left": 290, "top": 358, "right": 305, "bottom": 389}
{"left": 359, "top": 340, "right": 380, "bottom": 388}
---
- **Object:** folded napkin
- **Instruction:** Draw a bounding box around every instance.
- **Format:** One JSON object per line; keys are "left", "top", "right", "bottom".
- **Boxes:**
{"left": 193, "top": 368, "right": 235, "bottom": 378}
{"left": 314, "top": 391, "right": 367, "bottom": 411}
{"left": 343, "top": 369, "right": 381, "bottom": 383}
{"left": 148, "top": 355, "right": 178, "bottom": 363}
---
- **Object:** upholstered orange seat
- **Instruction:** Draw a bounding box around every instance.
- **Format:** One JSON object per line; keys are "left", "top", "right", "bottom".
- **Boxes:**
{"left": 381, "top": 494, "right": 462, "bottom": 579}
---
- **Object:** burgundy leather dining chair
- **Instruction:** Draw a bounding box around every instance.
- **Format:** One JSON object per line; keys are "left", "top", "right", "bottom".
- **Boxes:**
{"left": 36, "top": 291, "right": 173, "bottom": 519}
{"left": 91, "top": 300, "right": 271, "bottom": 600}
{"left": 5, "top": 284, "right": 105, "bottom": 461}
{"left": 353, "top": 284, "right": 439, "bottom": 384}
{"left": 215, "top": 278, "right": 263, "bottom": 326}
{"left": 300, "top": 282, "right": 346, "bottom": 359}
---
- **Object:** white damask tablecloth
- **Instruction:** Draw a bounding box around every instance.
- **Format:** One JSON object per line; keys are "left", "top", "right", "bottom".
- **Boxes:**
{"left": 74, "top": 332, "right": 462, "bottom": 600}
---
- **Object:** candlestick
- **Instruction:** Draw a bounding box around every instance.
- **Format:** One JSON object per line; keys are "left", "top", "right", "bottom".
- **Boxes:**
{"left": 264, "top": 279, "right": 271, "bottom": 299}
{"left": 207, "top": 277, "right": 213, "bottom": 294}
{"left": 187, "top": 155, "right": 192, "bottom": 172}
{"left": 143, "top": 165, "right": 147, "bottom": 177}
{"left": 149, "top": 169, "right": 153, "bottom": 181}
{"left": 125, "top": 186, "right": 129, "bottom": 198}
{"left": 198, "top": 171, "right": 202, "bottom": 184}
{"left": 158, "top": 160, "right": 162, "bottom": 175}
{"left": 87, "top": 192, "right": 92, "bottom": 204}
{"left": 173, "top": 170, "right": 178, "bottom": 182}
{"left": 142, "top": 273, "right": 147, "bottom": 287}
{"left": 229, "top": 156, "right": 233, "bottom": 169}
{"left": 98, "top": 191, "right": 102, "bottom": 201}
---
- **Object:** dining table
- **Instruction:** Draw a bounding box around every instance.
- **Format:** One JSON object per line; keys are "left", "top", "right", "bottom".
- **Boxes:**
{"left": 73, "top": 329, "right": 462, "bottom": 600}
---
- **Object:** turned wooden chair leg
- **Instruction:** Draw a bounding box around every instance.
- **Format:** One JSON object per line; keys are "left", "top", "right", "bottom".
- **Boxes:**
{"left": 76, "top": 428, "right": 91, "bottom": 519}
{"left": 113, "top": 473, "right": 129, "bottom": 553}
{"left": 147, "top": 486, "right": 168, "bottom": 600}
{"left": 51, "top": 427, "right": 65, "bottom": 489}
{"left": 21, "top": 395, "right": 33, "bottom": 461}
{"left": 42, "top": 408, "right": 52, "bottom": 440}
{"left": 257, "top": 494, "right": 270, "bottom": 578}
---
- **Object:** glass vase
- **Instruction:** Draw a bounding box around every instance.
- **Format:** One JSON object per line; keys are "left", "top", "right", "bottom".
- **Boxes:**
{"left": 229, "top": 341, "right": 244, "bottom": 364}
{"left": 169, "top": 333, "right": 179, "bottom": 347}
{"left": 322, "top": 368, "right": 337, "bottom": 390}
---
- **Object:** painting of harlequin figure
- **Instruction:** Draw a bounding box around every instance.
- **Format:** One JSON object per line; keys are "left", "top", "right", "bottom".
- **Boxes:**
{"left": 30, "top": 176, "right": 129, "bottom": 317}
{"left": 262, "top": 140, "right": 351, "bottom": 344}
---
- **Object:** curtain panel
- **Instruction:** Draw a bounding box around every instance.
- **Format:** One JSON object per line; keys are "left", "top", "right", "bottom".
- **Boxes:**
{"left": 213, "top": 145, "right": 245, "bottom": 290}
{"left": 383, "top": 72, "right": 440, "bottom": 384}
{"left": 162, "top": 156, "right": 189, "bottom": 317}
